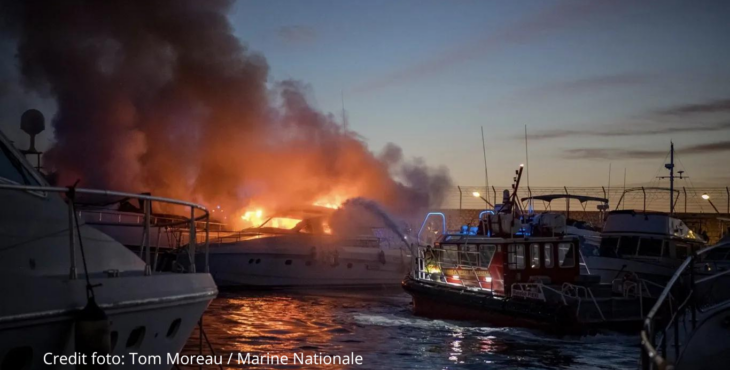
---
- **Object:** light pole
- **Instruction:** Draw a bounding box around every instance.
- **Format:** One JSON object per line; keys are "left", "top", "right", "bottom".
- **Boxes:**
{"left": 473, "top": 191, "right": 494, "bottom": 208}
{"left": 702, "top": 193, "right": 720, "bottom": 214}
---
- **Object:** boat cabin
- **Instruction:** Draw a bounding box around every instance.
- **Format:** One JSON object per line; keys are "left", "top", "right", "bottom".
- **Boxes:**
{"left": 596, "top": 210, "right": 706, "bottom": 260}
{"left": 419, "top": 234, "right": 580, "bottom": 296}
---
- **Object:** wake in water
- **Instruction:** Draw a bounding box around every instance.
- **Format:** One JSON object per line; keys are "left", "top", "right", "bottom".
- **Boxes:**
{"left": 189, "top": 290, "right": 638, "bottom": 370}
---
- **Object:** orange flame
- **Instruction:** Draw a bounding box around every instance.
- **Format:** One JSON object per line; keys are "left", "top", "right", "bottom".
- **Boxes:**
{"left": 231, "top": 191, "right": 351, "bottom": 231}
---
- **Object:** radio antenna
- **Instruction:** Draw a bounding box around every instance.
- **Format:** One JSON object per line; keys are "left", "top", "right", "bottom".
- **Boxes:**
{"left": 524, "top": 125, "right": 530, "bottom": 211}
{"left": 481, "top": 126, "right": 489, "bottom": 205}
{"left": 341, "top": 90, "right": 348, "bottom": 133}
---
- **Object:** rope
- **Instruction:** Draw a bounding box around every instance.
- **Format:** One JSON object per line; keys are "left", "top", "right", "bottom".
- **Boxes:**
{"left": 68, "top": 181, "right": 99, "bottom": 300}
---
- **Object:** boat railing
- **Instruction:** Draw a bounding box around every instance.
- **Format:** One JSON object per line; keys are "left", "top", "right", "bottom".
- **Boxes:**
{"left": 417, "top": 212, "right": 447, "bottom": 245}
{"left": 561, "top": 283, "right": 607, "bottom": 321}
{"left": 412, "top": 245, "right": 500, "bottom": 291}
{"left": 0, "top": 183, "right": 210, "bottom": 276}
{"left": 640, "top": 242, "right": 730, "bottom": 370}
{"left": 511, "top": 282, "right": 565, "bottom": 304}
{"left": 79, "top": 209, "right": 226, "bottom": 233}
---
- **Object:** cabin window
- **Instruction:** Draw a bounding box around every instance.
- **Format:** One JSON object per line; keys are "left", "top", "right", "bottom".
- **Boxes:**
{"left": 479, "top": 244, "right": 497, "bottom": 267}
{"left": 508, "top": 244, "right": 525, "bottom": 270}
{"left": 617, "top": 236, "right": 639, "bottom": 257}
{"left": 441, "top": 244, "right": 459, "bottom": 265}
{"left": 0, "top": 141, "right": 40, "bottom": 186}
{"left": 638, "top": 238, "right": 663, "bottom": 257}
{"left": 558, "top": 243, "right": 575, "bottom": 268}
{"left": 675, "top": 244, "right": 688, "bottom": 259}
{"left": 599, "top": 237, "right": 619, "bottom": 257}
{"left": 544, "top": 244, "right": 554, "bottom": 268}
{"left": 459, "top": 244, "right": 479, "bottom": 266}
{"left": 530, "top": 243, "right": 540, "bottom": 269}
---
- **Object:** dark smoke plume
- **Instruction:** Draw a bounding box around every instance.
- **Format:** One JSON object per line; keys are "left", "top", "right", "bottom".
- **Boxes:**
{"left": 1, "top": 0, "right": 451, "bottom": 221}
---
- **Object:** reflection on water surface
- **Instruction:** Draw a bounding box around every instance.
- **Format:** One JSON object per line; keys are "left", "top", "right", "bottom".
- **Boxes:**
{"left": 183, "top": 289, "right": 636, "bottom": 369}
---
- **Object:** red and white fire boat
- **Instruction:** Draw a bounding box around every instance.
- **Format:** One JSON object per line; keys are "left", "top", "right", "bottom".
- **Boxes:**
{"left": 403, "top": 165, "right": 656, "bottom": 334}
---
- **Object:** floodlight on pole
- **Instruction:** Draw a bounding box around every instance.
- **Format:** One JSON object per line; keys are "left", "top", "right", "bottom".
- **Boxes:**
{"left": 702, "top": 193, "right": 720, "bottom": 214}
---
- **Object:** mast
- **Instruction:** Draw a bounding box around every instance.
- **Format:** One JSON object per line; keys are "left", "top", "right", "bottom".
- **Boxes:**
{"left": 481, "top": 126, "right": 489, "bottom": 207}
{"left": 663, "top": 142, "right": 675, "bottom": 214}
{"left": 341, "top": 90, "right": 348, "bottom": 133}
{"left": 524, "top": 125, "right": 530, "bottom": 212}
{"left": 670, "top": 142, "right": 674, "bottom": 214}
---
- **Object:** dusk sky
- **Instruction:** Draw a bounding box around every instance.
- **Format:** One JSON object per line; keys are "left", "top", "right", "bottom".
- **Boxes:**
{"left": 1, "top": 0, "right": 729, "bottom": 189}
{"left": 229, "top": 0, "right": 730, "bottom": 187}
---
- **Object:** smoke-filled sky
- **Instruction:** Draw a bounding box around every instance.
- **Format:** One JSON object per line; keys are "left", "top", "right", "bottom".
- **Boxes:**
{"left": 228, "top": 0, "right": 730, "bottom": 187}
{"left": 1, "top": 0, "right": 729, "bottom": 200}
{"left": 0, "top": 0, "right": 453, "bottom": 219}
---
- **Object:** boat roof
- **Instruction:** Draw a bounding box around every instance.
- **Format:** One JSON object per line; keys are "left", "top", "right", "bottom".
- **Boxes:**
{"left": 521, "top": 194, "right": 608, "bottom": 203}
{"left": 607, "top": 209, "right": 671, "bottom": 216}
{"left": 439, "top": 233, "right": 579, "bottom": 244}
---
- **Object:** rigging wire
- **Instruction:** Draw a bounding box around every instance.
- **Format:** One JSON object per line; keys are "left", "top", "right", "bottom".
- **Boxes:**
{"left": 68, "top": 183, "right": 99, "bottom": 300}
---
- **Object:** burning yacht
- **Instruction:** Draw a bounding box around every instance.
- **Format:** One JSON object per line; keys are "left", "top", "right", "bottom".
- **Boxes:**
{"left": 189, "top": 206, "right": 413, "bottom": 287}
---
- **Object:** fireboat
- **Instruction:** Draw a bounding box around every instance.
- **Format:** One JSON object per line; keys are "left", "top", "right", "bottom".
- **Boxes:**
{"left": 402, "top": 165, "right": 657, "bottom": 334}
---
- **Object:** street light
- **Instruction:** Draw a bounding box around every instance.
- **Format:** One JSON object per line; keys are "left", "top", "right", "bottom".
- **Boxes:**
{"left": 702, "top": 193, "right": 720, "bottom": 214}
{"left": 473, "top": 191, "right": 494, "bottom": 208}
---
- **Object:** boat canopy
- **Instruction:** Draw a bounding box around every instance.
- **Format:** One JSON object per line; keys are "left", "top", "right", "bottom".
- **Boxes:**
{"left": 521, "top": 194, "right": 608, "bottom": 204}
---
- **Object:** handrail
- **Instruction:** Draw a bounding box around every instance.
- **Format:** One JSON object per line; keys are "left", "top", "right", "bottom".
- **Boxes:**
{"left": 640, "top": 240, "right": 730, "bottom": 369}
{"left": 417, "top": 212, "right": 447, "bottom": 245}
{"left": 79, "top": 209, "right": 227, "bottom": 230}
{"left": 0, "top": 183, "right": 210, "bottom": 275}
{"left": 412, "top": 245, "right": 498, "bottom": 290}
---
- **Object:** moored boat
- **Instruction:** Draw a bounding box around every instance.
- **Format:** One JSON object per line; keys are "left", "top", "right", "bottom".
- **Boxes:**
{"left": 641, "top": 233, "right": 730, "bottom": 370}
{"left": 0, "top": 113, "right": 217, "bottom": 370}
{"left": 403, "top": 165, "right": 656, "bottom": 334}
{"left": 587, "top": 206, "right": 706, "bottom": 287}
{"left": 193, "top": 208, "right": 412, "bottom": 288}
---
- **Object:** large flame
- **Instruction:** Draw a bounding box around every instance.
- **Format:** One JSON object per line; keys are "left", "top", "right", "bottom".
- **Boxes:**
{"left": 232, "top": 192, "right": 350, "bottom": 232}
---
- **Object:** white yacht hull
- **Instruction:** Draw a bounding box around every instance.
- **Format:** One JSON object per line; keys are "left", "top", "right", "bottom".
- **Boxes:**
{"left": 202, "top": 234, "right": 411, "bottom": 288}
{"left": 0, "top": 129, "right": 219, "bottom": 370}
{"left": 582, "top": 255, "right": 678, "bottom": 284}
{"left": 0, "top": 273, "right": 217, "bottom": 370}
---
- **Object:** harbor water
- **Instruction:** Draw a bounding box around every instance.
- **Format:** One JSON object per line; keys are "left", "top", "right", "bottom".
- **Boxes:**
{"left": 183, "top": 289, "right": 638, "bottom": 369}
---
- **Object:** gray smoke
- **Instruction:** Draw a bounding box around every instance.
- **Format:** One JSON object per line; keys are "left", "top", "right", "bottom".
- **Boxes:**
{"left": 0, "top": 0, "right": 452, "bottom": 219}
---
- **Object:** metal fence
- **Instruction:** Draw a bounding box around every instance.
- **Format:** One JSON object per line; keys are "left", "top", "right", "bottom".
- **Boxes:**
{"left": 444, "top": 186, "right": 730, "bottom": 214}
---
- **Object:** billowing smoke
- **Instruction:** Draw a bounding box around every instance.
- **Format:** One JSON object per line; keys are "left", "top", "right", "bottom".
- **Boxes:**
{"left": 0, "top": 0, "right": 451, "bottom": 221}
{"left": 330, "top": 198, "right": 412, "bottom": 251}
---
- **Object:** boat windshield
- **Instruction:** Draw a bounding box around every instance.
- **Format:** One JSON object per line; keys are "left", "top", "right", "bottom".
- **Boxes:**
{"left": 0, "top": 139, "right": 40, "bottom": 186}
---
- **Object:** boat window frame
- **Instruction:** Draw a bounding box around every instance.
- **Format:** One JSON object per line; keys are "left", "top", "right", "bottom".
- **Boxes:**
{"left": 674, "top": 243, "right": 688, "bottom": 259}
{"left": 637, "top": 237, "right": 663, "bottom": 258}
{"left": 529, "top": 243, "right": 540, "bottom": 269}
{"left": 617, "top": 236, "right": 640, "bottom": 258}
{"left": 508, "top": 244, "right": 526, "bottom": 270}
{"left": 599, "top": 236, "right": 620, "bottom": 258}
{"left": 544, "top": 243, "right": 554, "bottom": 268}
{"left": 439, "top": 243, "right": 459, "bottom": 266}
{"left": 558, "top": 242, "right": 575, "bottom": 268}
{"left": 459, "top": 243, "right": 479, "bottom": 266}
{"left": 478, "top": 244, "right": 497, "bottom": 268}
{"left": 0, "top": 133, "right": 48, "bottom": 198}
